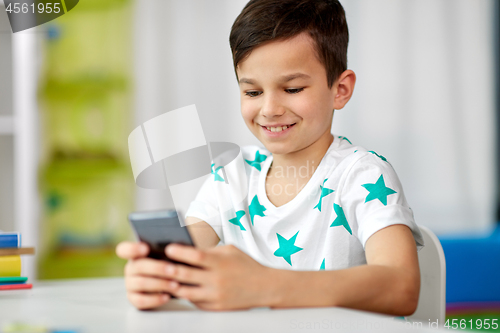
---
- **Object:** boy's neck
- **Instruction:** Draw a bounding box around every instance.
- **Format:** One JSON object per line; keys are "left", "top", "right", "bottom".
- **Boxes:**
{"left": 269, "top": 132, "right": 334, "bottom": 179}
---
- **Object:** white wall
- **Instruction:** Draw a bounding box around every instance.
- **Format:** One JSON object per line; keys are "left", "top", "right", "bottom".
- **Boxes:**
{"left": 133, "top": 0, "right": 497, "bottom": 235}
{"left": 133, "top": 0, "right": 254, "bottom": 213}
{"left": 0, "top": 7, "right": 14, "bottom": 232}
{"left": 337, "top": 0, "right": 496, "bottom": 235}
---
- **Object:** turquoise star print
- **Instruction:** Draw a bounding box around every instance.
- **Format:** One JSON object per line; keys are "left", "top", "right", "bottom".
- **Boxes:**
{"left": 319, "top": 258, "right": 326, "bottom": 270}
{"left": 338, "top": 136, "right": 352, "bottom": 144}
{"left": 273, "top": 231, "right": 303, "bottom": 266}
{"left": 210, "top": 163, "right": 224, "bottom": 182}
{"left": 228, "top": 210, "right": 247, "bottom": 231}
{"left": 330, "top": 204, "right": 352, "bottom": 235}
{"left": 361, "top": 174, "right": 397, "bottom": 206}
{"left": 245, "top": 151, "right": 267, "bottom": 171}
{"left": 314, "top": 178, "right": 334, "bottom": 212}
{"left": 248, "top": 195, "right": 266, "bottom": 225}
{"left": 368, "top": 151, "right": 388, "bottom": 163}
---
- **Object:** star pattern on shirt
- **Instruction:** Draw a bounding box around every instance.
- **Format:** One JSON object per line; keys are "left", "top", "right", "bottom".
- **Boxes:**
{"left": 228, "top": 210, "right": 247, "bottom": 231}
{"left": 330, "top": 204, "right": 352, "bottom": 235}
{"left": 314, "top": 178, "right": 334, "bottom": 212}
{"left": 207, "top": 147, "right": 410, "bottom": 270}
{"left": 248, "top": 195, "right": 266, "bottom": 225}
{"left": 210, "top": 163, "right": 224, "bottom": 182}
{"left": 273, "top": 231, "right": 303, "bottom": 266}
{"left": 245, "top": 151, "right": 267, "bottom": 171}
{"left": 361, "top": 174, "right": 397, "bottom": 206}
{"left": 368, "top": 151, "right": 389, "bottom": 163}
{"left": 338, "top": 136, "right": 352, "bottom": 144}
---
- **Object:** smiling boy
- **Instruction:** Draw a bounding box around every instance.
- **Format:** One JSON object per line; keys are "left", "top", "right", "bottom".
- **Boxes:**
{"left": 117, "top": 0, "right": 424, "bottom": 315}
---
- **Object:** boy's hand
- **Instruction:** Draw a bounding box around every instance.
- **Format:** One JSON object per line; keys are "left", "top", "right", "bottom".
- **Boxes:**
{"left": 163, "top": 244, "right": 275, "bottom": 311}
{"left": 115, "top": 241, "right": 180, "bottom": 310}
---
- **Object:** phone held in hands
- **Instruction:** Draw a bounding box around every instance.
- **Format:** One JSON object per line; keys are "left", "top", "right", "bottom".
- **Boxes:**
{"left": 128, "top": 209, "right": 195, "bottom": 264}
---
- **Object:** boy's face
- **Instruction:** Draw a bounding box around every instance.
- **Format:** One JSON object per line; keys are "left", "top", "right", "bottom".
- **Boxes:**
{"left": 236, "top": 32, "right": 337, "bottom": 156}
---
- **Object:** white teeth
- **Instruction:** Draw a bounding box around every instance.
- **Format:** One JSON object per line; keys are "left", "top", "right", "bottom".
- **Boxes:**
{"left": 265, "top": 125, "right": 292, "bottom": 132}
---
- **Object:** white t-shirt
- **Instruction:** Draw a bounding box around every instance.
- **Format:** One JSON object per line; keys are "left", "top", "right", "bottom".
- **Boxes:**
{"left": 185, "top": 135, "right": 424, "bottom": 271}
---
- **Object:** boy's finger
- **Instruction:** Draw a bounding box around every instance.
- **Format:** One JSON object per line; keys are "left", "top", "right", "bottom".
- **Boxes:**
{"left": 127, "top": 291, "right": 170, "bottom": 310}
{"left": 116, "top": 241, "right": 149, "bottom": 259}
{"left": 164, "top": 262, "right": 208, "bottom": 285}
{"left": 126, "top": 276, "right": 179, "bottom": 294}
{"left": 125, "top": 258, "right": 171, "bottom": 278}
{"left": 173, "top": 285, "right": 209, "bottom": 303}
{"left": 165, "top": 244, "right": 213, "bottom": 268}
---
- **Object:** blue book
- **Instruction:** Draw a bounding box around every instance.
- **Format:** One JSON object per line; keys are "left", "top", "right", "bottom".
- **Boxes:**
{"left": 0, "top": 281, "right": 26, "bottom": 286}
{"left": 0, "top": 232, "right": 21, "bottom": 248}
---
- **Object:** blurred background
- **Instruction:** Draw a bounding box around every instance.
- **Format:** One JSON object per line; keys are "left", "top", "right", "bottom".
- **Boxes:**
{"left": 0, "top": 0, "right": 498, "bottom": 325}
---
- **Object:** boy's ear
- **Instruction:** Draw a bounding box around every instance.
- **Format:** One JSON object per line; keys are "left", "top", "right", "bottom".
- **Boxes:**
{"left": 332, "top": 70, "right": 356, "bottom": 110}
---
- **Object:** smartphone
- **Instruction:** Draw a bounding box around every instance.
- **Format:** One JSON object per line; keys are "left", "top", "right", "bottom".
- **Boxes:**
{"left": 128, "top": 209, "right": 195, "bottom": 264}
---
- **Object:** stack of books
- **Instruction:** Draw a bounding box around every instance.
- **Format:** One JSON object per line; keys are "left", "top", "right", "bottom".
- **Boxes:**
{"left": 0, "top": 232, "right": 35, "bottom": 290}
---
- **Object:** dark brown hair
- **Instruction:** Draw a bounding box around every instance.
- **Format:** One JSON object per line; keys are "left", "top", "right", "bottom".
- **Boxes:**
{"left": 229, "top": 0, "right": 349, "bottom": 88}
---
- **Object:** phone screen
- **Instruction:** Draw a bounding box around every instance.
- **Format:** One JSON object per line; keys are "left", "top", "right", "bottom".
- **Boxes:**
{"left": 128, "top": 210, "right": 194, "bottom": 262}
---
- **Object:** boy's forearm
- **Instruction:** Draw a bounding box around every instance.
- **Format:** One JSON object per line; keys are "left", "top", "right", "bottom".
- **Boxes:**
{"left": 261, "top": 265, "right": 419, "bottom": 316}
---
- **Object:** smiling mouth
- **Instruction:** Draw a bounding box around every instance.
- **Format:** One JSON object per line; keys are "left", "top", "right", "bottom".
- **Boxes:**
{"left": 261, "top": 123, "right": 296, "bottom": 132}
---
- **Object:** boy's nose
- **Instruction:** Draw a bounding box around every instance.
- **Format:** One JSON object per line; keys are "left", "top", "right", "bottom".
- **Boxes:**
{"left": 260, "top": 95, "right": 286, "bottom": 118}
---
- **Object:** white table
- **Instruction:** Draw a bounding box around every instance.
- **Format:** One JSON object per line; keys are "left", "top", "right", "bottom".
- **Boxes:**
{"left": 0, "top": 277, "right": 449, "bottom": 333}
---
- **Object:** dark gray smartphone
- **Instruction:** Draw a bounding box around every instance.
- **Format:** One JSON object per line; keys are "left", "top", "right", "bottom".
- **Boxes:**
{"left": 128, "top": 209, "right": 195, "bottom": 264}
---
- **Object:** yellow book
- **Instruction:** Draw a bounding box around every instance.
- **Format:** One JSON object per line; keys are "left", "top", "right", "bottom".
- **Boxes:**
{"left": 0, "top": 247, "right": 35, "bottom": 256}
{"left": 0, "top": 255, "right": 21, "bottom": 277}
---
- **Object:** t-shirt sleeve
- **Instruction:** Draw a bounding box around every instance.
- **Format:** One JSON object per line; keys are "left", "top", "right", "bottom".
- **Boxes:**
{"left": 184, "top": 174, "right": 224, "bottom": 243}
{"left": 339, "top": 153, "right": 424, "bottom": 251}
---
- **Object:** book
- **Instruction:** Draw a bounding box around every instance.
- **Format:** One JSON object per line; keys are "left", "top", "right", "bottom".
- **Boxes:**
{"left": 0, "top": 277, "right": 28, "bottom": 283}
{"left": 0, "top": 281, "right": 27, "bottom": 286}
{"left": 0, "top": 255, "right": 21, "bottom": 277}
{"left": 0, "top": 247, "right": 35, "bottom": 256}
{"left": 0, "top": 232, "right": 21, "bottom": 248}
{"left": 0, "top": 283, "right": 32, "bottom": 291}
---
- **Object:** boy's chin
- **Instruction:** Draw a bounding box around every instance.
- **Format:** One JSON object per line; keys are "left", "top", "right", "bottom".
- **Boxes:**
{"left": 259, "top": 142, "right": 296, "bottom": 156}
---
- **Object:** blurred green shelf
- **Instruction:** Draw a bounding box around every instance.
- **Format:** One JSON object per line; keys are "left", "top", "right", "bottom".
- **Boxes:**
{"left": 39, "top": 83, "right": 132, "bottom": 161}
{"left": 36, "top": 0, "right": 135, "bottom": 281}
{"left": 38, "top": 159, "right": 135, "bottom": 280}
{"left": 41, "top": 0, "right": 133, "bottom": 83}
{"left": 38, "top": 247, "right": 127, "bottom": 280}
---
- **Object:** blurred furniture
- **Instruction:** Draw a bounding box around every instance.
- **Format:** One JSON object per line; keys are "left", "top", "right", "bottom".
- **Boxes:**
{"left": 36, "top": 0, "right": 134, "bottom": 280}
{"left": 0, "top": 277, "right": 446, "bottom": 333}
{"left": 0, "top": 2, "right": 39, "bottom": 281}
{"left": 409, "top": 226, "right": 446, "bottom": 324}
{"left": 440, "top": 224, "right": 500, "bottom": 307}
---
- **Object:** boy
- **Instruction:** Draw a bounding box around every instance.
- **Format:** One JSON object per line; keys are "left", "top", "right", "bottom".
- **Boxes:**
{"left": 117, "top": 0, "right": 424, "bottom": 315}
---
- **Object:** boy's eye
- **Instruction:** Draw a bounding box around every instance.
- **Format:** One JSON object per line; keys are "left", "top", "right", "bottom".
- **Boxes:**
{"left": 285, "top": 88, "right": 304, "bottom": 94}
{"left": 245, "top": 91, "right": 262, "bottom": 97}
